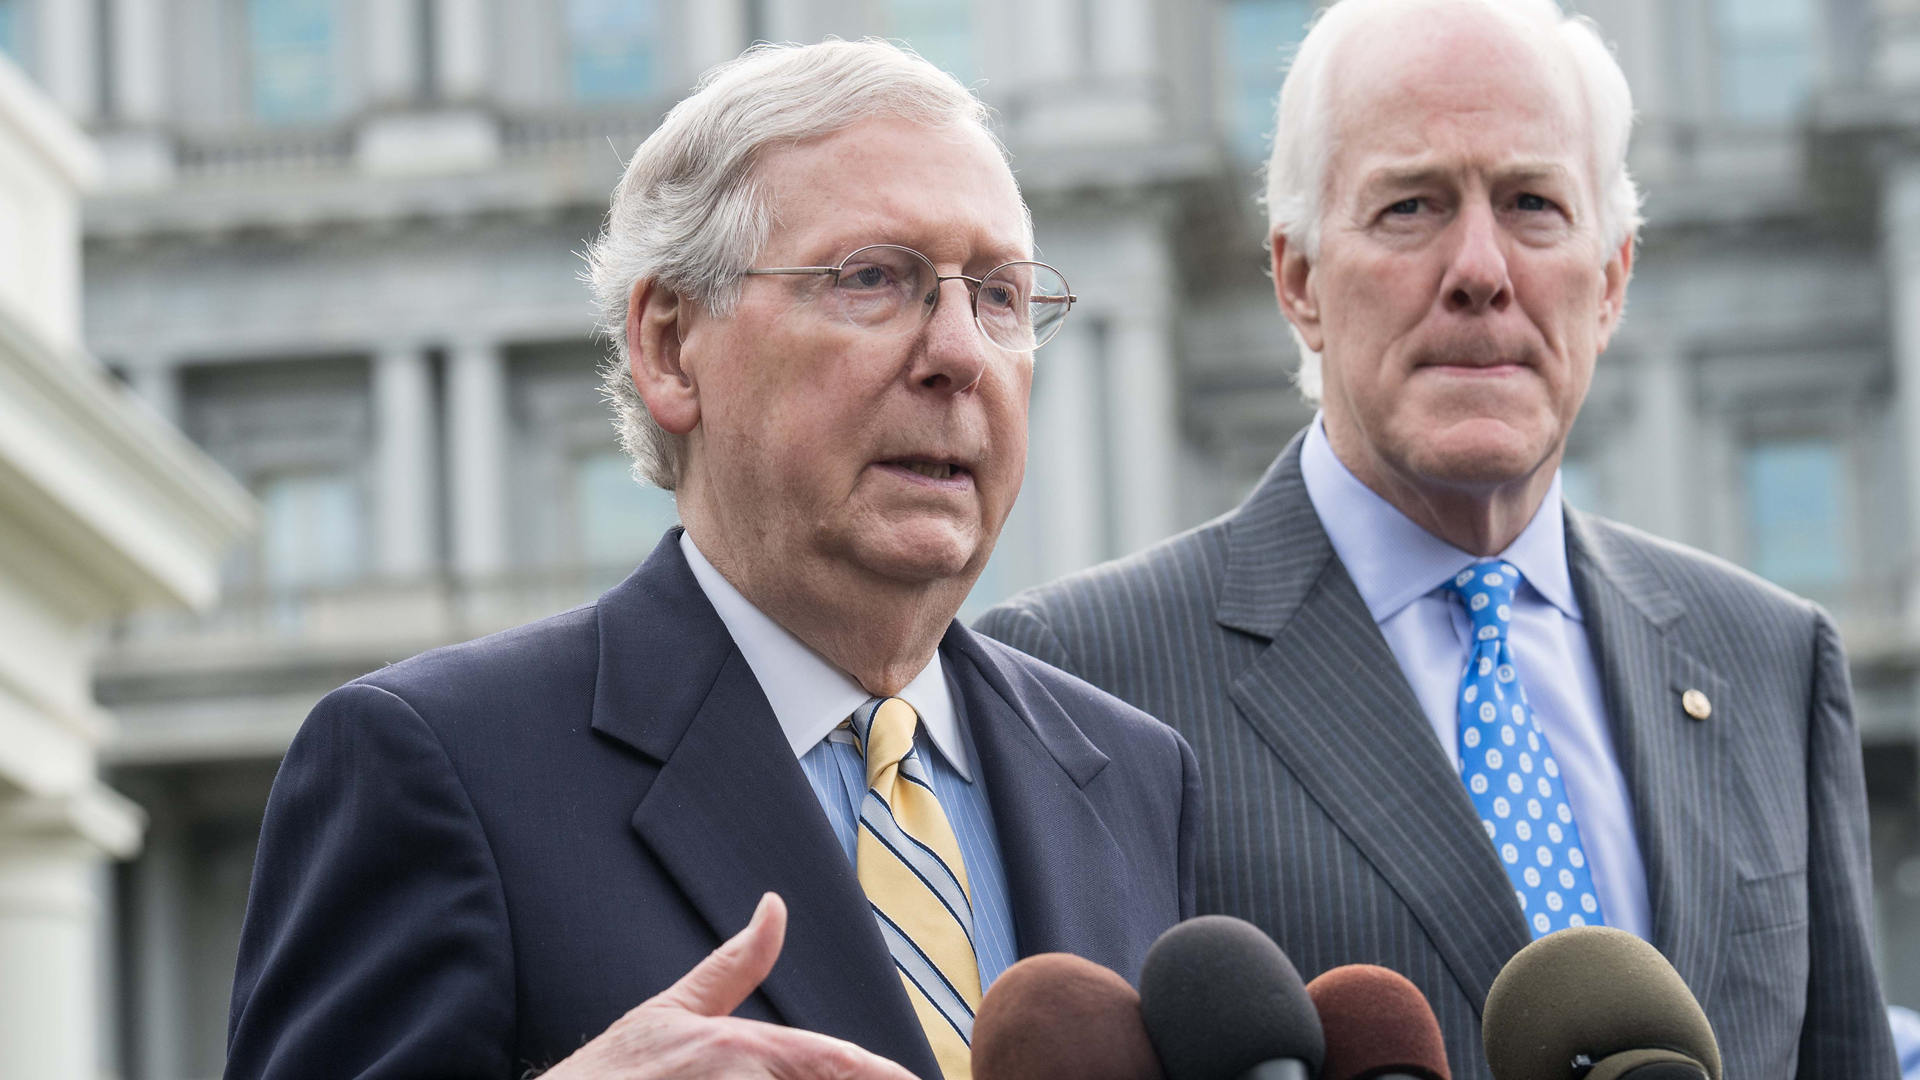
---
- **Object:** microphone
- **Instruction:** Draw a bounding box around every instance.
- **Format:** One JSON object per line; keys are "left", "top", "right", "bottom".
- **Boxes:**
{"left": 970, "top": 952, "right": 1164, "bottom": 1080}
{"left": 1306, "top": 964, "right": 1451, "bottom": 1080}
{"left": 1137, "top": 915, "right": 1326, "bottom": 1080}
{"left": 1482, "top": 926, "right": 1721, "bottom": 1080}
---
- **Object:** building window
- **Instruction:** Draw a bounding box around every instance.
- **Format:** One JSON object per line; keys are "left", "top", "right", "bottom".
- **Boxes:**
{"left": 247, "top": 0, "right": 337, "bottom": 123}
{"left": 569, "top": 0, "right": 659, "bottom": 102}
{"left": 260, "top": 473, "right": 363, "bottom": 590}
{"left": 0, "top": 0, "right": 19, "bottom": 64}
{"left": 575, "top": 452, "right": 678, "bottom": 567}
{"left": 1558, "top": 458, "right": 1601, "bottom": 513}
{"left": 1224, "top": 0, "right": 1315, "bottom": 161}
{"left": 887, "top": 0, "right": 975, "bottom": 82}
{"left": 1745, "top": 440, "right": 1846, "bottom": 588}
{"left": 1716, "top": 0, "right": 1815, "bottom": 121}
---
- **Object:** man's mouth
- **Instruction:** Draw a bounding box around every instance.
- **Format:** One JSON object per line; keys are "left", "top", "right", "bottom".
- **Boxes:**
{"left": 882, "top": 459, "right": 971, "bottom": 483}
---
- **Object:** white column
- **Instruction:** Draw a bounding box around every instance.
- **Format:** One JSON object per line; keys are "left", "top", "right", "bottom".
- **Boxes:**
{"left": 35, "top": 0, "right": 98, "bottom": 122}
{"left": 127, "top": 362, "right": 180, "bottom": 429}
{"left": 132, "top": 810, "right": 187, "bottom": 1080}
{"left": 1886, "top": 157, "right": 1920, "bottom": 630}
{"left": 375, "top": 347, "right": 438, "bottom": 579}
{"left": 367, "top": 0, "right": 422, "bottom": 105}
{"left": 447, "top": 340, "right": 510, "bottom": 578}
{"left": 1108, "top": 311, "right": 1179, "bottom": 554}
{"left": 434, "top": 0, "right": 489, "bottom": 102}
{"left": 1027, "top": 322, "right": 1106, "bottom": 578}
{"left": 1615, "top": 341, "right": 1690, "bottom": 543}
{"left": 0, "top": 837, "right": 99, "bottom": 1080}
{"left": 110, "top": 0, "right": 167, "bottom": 125}
{"left": 688, "top": 0, "right": 749, "bottom": 73}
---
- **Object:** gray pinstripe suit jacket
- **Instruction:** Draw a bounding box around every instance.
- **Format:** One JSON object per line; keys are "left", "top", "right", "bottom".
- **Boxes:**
{"left": 976, "top": 435, "right": 1896, "bottom": 1080}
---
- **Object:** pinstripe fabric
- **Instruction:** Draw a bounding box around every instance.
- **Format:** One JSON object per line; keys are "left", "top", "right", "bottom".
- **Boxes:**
{"left": 799, "top": 727, "right": 1019, "bottom": 992}
{"left": 976, "top": 433, "right": 1898, "bottom": 1080}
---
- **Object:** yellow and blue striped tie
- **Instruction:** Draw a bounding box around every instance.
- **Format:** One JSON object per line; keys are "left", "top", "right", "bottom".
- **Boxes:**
{"left": 851, "top": 696, "right": 981, "bottom": 1080}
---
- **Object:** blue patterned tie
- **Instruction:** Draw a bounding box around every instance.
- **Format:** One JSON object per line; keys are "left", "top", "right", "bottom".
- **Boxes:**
{"left": 1443, "top": 561, "right": 1606, "bottom": 938}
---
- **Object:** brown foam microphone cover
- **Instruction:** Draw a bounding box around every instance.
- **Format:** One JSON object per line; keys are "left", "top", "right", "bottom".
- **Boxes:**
{"left": 1481, "top": 927, "right": 1721, "bottom": 1080}
{"left": 1306, "top": 965, "right": 1451, "bottom": 1080}
{"left": 971, "top": 953, "right": 1165, "bottom": 1080}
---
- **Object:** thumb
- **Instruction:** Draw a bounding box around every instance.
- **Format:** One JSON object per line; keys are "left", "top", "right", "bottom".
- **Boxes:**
{"left": 654, "top": 892, "right": 788, "bottom": 1017}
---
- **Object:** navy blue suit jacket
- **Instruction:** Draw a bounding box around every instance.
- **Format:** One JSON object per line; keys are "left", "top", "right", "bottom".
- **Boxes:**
{"left": 225, "top": 531, "right": 1200, "bottom": 1079}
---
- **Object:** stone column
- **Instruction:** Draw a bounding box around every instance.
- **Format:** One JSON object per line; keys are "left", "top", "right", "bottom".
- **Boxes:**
{"left": 434, "top": 0, "right": 489, "bottom": 103}
{"left": 1616, "top": 341, "right": 1691, "bottom": 543}
{"left": 374, "top": 347, "right": 438, "bottom": 579}
{"left": 109, "top": 0, "right": 167, "bottom": 125}
{"left": 1026, "top": 320, "right": 1107, "bottom": 578}
{"left": 34, "top": 0, "right": 97, "bottom": 122}
{"left": 1885, "top": 156, "right": 1920, "bottom": 630}
{"left": 127, "top": 362, "right": 180, "bottom": 430}
{"left": 447, "top": 340, "right": 509, "bottom": 578}
{"left": 0, "top": 790, "right": 143, "bottom": 1080}
{"left": 367, "top": 0, "right": 423, "bottom": 106}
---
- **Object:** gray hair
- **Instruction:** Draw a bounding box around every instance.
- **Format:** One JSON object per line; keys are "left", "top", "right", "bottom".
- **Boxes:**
{"left": 588, "top": 39, "right": 1003, "bottom": 489}
{"left": 1265, "top": 0, "right": 1644, "bottom": 400}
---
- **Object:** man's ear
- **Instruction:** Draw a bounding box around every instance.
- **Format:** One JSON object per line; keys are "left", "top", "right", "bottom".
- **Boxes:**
{"left": 626, "top": 278, "right": 701, "bottom": 437}
{"left": 1272, "top": 232, "right": 1325, "bottom": 354}
{"left": 1595, "top": 233, "right": 1635, "bottom": 351}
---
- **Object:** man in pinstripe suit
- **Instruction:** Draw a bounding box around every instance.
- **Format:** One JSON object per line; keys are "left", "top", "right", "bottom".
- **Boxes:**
{"left": 979, "top": 1, "right": 1896, "bottom": 1076}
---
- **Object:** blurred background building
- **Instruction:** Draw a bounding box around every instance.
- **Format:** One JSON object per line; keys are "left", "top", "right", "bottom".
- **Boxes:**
{"left": 0, "top": 0, "right": 1917, "bottom": 1075}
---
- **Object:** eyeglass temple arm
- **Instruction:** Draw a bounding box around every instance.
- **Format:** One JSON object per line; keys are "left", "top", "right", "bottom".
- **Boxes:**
{"left": 741, "top": 267, "right": 838, "bottom": 275}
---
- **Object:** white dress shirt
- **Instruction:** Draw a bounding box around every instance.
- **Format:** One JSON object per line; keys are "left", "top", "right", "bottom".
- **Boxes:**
{"left": 1299, "top": 417, "right": 1652, "bottom": 940}
{"left": 681, "top": 532, "right": 971, "bottom": 777}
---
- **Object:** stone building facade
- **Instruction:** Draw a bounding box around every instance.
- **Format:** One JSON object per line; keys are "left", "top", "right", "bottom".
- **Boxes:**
{"left": 0, "top": 0, "right": 1915, "bottom": 1074}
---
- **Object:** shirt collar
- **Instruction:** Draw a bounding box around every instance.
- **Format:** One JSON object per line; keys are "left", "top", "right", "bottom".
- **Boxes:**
{"left": 1298, "top": 415, "right": 1581, "bottom": 623}
{"left": 679, "top": 532, "right": 971, "bottom": 780}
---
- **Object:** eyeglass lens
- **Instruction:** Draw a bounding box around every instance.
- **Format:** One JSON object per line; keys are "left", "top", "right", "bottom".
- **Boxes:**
{"left": 821, "top": 245, "right": 1072, "bottom": 351}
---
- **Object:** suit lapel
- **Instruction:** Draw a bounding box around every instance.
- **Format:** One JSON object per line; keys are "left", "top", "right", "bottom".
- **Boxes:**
{"left": 941, "top": 626, "right": 1133, "bottom": 967}
{"left": 1565, "top": 512, "right": 1734, "bottom": 1002}
{"left": 1217, "top": 438, "right": 1531, "bottom": 1008}
{"left": 590, "top": 530, "right": 941, "bottom": 1079}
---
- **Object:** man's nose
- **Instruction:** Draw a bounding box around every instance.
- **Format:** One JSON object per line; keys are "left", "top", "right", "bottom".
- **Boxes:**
{"left": 1441, "top": 204, "right": 1513, "bottom": 315}
{"left": 914, "top": 278, "right": 992, "bottom": 393}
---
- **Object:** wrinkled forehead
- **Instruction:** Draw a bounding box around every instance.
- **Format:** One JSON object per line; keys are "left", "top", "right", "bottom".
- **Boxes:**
{"left": 1323, "top": 2, "right": 1592, "bottom": 192}
{"left": 757, "top": 117, "right": 1033, "bottom": 264}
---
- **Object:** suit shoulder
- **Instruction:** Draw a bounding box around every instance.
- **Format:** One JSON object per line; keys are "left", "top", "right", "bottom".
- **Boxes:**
{"left": 348, "top": 602, "right": 603, "bottom": 726}
{"left": 1576, "top": 512, "right": 1824, "bottom": 633}
{"left": 984, "top": 513, "right": 1232, "bottom": 631}
{"left": 972, "top": 632, "right": 1182, "bottom": 753}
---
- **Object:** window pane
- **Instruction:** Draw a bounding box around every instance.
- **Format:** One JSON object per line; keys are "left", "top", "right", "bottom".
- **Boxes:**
{"left": 1716, "top": 0, "right": 1813, "bottom": 120}
{"left": 0, "top": 1, "right": 19, "bottom": 64}
{"left": 1226, "top": 0, "right": 1314, "bottom": 162}
{"left": 576, "top": 452, "right": 678, "bottom": 566}
{"left": 261, "top": 473, "right": 362, "bottom": 589}
{"left": 1558, "top": 459, "right": 1601, "bottom": 513}
{"left": 888, "top": 0, "right": 975, "bottom": 83}
{"left": 1746, "top": 441, "right": 1846, "bottom": 587}
{"left": 569, "top": 0, "right": 659, "bottom": 102}
{"left": 249, "top": 0, "right": 336, "bottom": 123}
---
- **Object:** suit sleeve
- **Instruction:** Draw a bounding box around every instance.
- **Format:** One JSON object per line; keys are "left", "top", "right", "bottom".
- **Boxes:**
{"left": 227, "top": 682, "right": 516, "bottom": 1080}
{"left": 1795, "top": 611, "right": 1899, "bottom": 1078}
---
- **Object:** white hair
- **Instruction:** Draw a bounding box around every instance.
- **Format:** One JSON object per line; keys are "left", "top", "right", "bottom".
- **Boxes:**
{"left": 1265, "top": 0, "right": 1644, "bottom": 400}
{"left": 588, "top": 39, "right": 1004, "bottom": 489}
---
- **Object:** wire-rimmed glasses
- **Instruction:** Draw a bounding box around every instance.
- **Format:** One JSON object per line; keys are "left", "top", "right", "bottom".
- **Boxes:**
{"left": 742, "top": 244, "right": 1077, "bottom": 352}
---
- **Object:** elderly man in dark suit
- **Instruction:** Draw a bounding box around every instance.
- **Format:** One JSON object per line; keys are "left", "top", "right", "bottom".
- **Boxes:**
{"left": 226, "top": 40, "right": 1197, "bottom": 1080}
{"left": 979, "top": 1, "right": 1896, "bottom": 1077}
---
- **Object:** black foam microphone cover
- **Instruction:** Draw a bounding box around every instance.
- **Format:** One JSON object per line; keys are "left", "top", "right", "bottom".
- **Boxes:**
{"left": 1137, "top": 916, "right": 1326, "bottom": 1080}
{"left": 1482, "top": 927, "right": 1721, "bottom": 1080}
{"left": 972, "top": 953, "right": 1164, "bottom": 1080}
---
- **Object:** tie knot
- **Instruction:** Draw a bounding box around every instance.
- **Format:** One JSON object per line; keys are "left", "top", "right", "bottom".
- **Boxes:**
{"left": 852, "top": 697, "right": 920, "bottom": 784}
{"left": 1444, "top": 560, "right": 1523, "bottom": 639}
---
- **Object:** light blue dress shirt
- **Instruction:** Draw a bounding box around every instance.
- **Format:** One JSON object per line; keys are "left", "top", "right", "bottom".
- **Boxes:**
{"left": 679, "top": 533, "right": 1018, "bottom": 991}
{"left": 1299, "top": 417, "right": 1652, "bottom": 940}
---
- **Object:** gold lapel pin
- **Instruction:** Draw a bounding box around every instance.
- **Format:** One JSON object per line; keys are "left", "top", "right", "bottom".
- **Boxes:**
{"left": 1681, "top": 689, "right": 1712, "bottom": 721}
